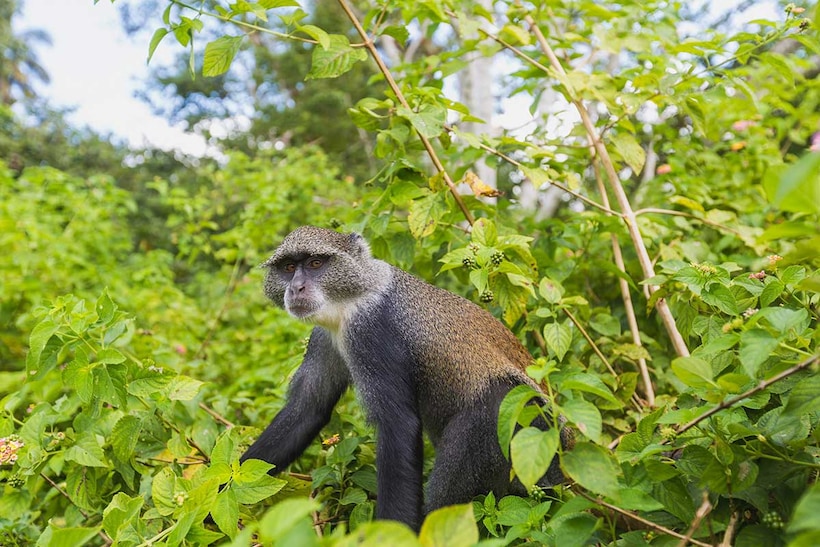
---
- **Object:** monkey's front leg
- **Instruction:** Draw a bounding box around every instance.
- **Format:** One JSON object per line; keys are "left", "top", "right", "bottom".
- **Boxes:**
{"left": 374, "top": 408, "right": 424, "bottom": 531}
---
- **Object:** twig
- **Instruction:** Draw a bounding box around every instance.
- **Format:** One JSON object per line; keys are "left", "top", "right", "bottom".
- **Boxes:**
{"left": 199, "top": 402, "right": 236, "bottom": 428}
{"left": 562, "top": 308, "right": 643, "bottom": 410}
{"left": 578, "top": 491, "right": 712, "bottom": 547}
{"left": 589, "top": 142, "right": 655, "bottom": 407}
{"left": 40, "top": 473, "right": 113, "bottom": 545}
{"left": 336, "top": 0, "right": 474, "bottom": 225}
{"left": 523, "top": 15, "right": 690, "bottom": 359}
{"left": 719, "top": 511, "right": 740, "bottom": 547}
{"left": 675, "top": 491, "right": 713, "bottom": 547}
{"left": 675, "top": 354, "right": 819, "bottom": 436}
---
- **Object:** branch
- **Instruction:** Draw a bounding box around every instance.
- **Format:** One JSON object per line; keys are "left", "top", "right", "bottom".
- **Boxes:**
{"left": 577, "top": 491, "right": 712, "bottom": 547}
{"left": 675, "top": 491, "right": 713, "bottom": 547}
{"left": 41, "top": 473, "right": 113, "bottom": 545}
{"left": 336, "top": 0, "right": 474, "bottom": 225}
{"left": 675, "top": 354, "right": 819, "bottom": 436}
{"left": 522, "top": 16, "right": 690, "bottom": 359}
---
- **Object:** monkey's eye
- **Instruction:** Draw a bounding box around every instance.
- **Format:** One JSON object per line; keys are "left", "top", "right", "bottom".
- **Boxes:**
{"left": 282, "top": 262, "right": 297, "bottom": 273}
{"left": 307, "top": 258, "right": 324, "bottom": 270}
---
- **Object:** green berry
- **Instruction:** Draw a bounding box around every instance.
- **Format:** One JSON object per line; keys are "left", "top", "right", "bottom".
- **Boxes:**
{"left": 468, "top": 243, "right": 480, "bottom": 255}
{"left": 491, "top": 251, "right": 504, "bottom": 266}
{"left": 7, "top": 476, "right": 25, "bottom": 488}
{"left": 480, "top": 290, "right": 494, "bottom": 303}
{"left": 462, "top": 257, "right": 478, "bottom": 269}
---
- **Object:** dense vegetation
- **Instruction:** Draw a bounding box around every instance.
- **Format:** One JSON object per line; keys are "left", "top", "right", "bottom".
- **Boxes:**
{"left": 1, "top": 0, "right": 818, "bottom": 545}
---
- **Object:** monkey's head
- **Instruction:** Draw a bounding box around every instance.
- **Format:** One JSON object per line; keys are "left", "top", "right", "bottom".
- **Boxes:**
{"left": 261, "top": 226, "right": 390, "bottom": 329}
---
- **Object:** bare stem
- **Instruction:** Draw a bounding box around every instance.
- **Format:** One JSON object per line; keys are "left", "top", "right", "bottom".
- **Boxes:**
{"left": 336, "top": 0, "right": 474, "bottom": 225}
{"left": 578, "top": 491, "right": 712, "bottom": 547}
{"left": 523, "top": 16, "right": 689, "bottom": 358}
{"left": 675, "top": 491, "right": 713, "bottom": 547}
{"left": 199, "top": 402, "right": 236, "bottom": 428}
{"left": 676, "top": 354, "right": 819, "bottom": 436}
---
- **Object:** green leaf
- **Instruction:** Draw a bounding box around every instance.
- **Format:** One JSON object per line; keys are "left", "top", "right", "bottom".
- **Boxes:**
{"left": 167, "top": 376, "right": 205, "bottom": 401}
{"left": 397, "top": 103, "right": 447, "bottom": 140}
{"left": 103, "top": 493, "right": 144, "bottom": 542}
{"left": 497, "top": 384, "right": 542, "bottom": 459}
{"left": 671, "top": 356, "right": 717, "bottom": 388}
{"left": 25, "top": 317, "right": 61, "bottom": 380}
{"left": 203, "top": 35, "right": 244, "bottom": 77}
{"left": 738, "top": 329, "right": 778, "bottom": 378}
{"left": 560, "top": 374, "right": 620, "bottom": 406}
{"left": 759, "top": 279, "right": 784, "bottom": 307}
{"left": 588, "top": 314, "right": 621, "bottom": 337}
{"left": 782, "top": 373, "right": 820, "bottom": 419}
{"left": 232, "top": 473, "right": 287, "bottom": 504}
{"left": 307, "top": 34, "right": 368, "bottom": 80}
{"left": 111, "top": 415, "right": 142, "bottom": 462}
{"left": 408, "top": 193, "right": 446, "bottom": 239}
{"left": 510, "top": 427, "right": 559, "bottom": 489}
{"left": 36, "top": 524, "right": 101, "bottom": 547}
{"left": 701, "top": 284, "right": 739, "bottom": 315}
{"left": 258, "top": 498, "right": 320, "bottom": 542}
{"left": 471, "top": 218, "right": 498, "bottom": 246}
{"left": 538, "top": 277, "right": 564, "bottom": 304}
{"left": 766, "top": 153, "right": 820, "bottom": 214}
{"left": 609, "top": 132, "right": 646, "bottom": 174}
{"left": 65, "top": 433, "right": 107, "bottom": 468}
{"left": 419, "top": 504, "right": 478, "bottom": 547}
{"left": 789, "top": 484, "right": 820, "bottom": 534}
{"left": 151, "top": 467, "right": 180, "bottom": 516}
{"left": 561, "top": 398, "right": 603, "bottom": 443}
{"left": 562, "top": 442, "right": 622, "bottom": 499}
{"left": 543, "top": 322, "right": 571, "bottom": 361}
{"left": 147, "top": 27, "right": 168, "bottom": 64}
{"left": 96, "top": 348, "right": 126, "bottom": 364}
{"left": 297, "top": 24, "right": 330, "bottom": 49}
{"left": 213, "top": 489, "right": 239, "bottom": 539}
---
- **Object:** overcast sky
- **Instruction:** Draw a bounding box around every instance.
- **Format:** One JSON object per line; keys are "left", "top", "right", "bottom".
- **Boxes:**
{"left": 19, "top": 0, "right": 208, "bottom": 155}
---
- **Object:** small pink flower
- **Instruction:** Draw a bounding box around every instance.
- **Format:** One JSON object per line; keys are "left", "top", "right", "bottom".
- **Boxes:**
{"left": 656, "top": 164, "right": 672, "bottom": 175}
{"left": 810, "top": 132, "right": 820, "bottom": 152}
{"left": 732, "top": 120, "right": 756, "bottom": 132}
{"left": 749, "top": 271, "right": 766, "bottom": 280}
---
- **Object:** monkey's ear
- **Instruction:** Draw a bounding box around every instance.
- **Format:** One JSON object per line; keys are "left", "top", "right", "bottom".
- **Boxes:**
{"left": 347, "top": 233, "right": 371, "bottom": 258}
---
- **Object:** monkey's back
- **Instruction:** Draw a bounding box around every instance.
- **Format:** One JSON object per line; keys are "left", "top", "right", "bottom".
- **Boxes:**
{"left": 384, "top": 267, "right": 537, "bottom": 436}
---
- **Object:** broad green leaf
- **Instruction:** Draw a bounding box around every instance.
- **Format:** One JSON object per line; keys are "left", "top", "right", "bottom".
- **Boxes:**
{"left": 766, "top": 153, "right": 820, "bottom": 214}
{"left": 213, "top": 489, "right": 239, "bottom": 539}
{"left": 609, "top": 132, "right": 646, "bottom": 174}
{"left": 203, "top": 35, "right": 244, "bottom": 77}
{"left": 419, "top": 504, "right": 478, "bottom": 547}
{"left": 36, "top": 524, "right": 101, "bottom": 547}
{"left": 671, "top": 356, "right": 717, "bottom": 388}
{"left": 738, "top": 329, "right": 778, "bottom": 378}
{"left": 759, "top": 279, "right": 784, "bottom": 307}
{"left": 538, "top": 277, "right": 564, "bottom": 304}
{"left": 167, "top": 376, "right": 205, "bottom": 401}
{"left": 258, "top": 498, "right": 319, "bottom": 543}
{"left": 25, "top": 317, "right": 60, "bottom": 380}
{"left": 408, "top": 193, "right": 446, "bottom": 239}
{"left": 701, "top": 284, "right": 739, "bottom": 315}
{"left": 471, "top": 218, "right": 497, "bottom": 246}
{"left": 232, "top": 473, "right": 287, "bottom": 504}
{"left": 497, "top": 384, "right": 542, "bottom": 459}
{"left": 560, "top": 398, "right": 603, "bottom": 443}
{"left": 560, "top": 374, "right": 620, "bottom": 406}
{"left": 147, "top": 28, "right": 168, "bottom": 64}
{"left": 510, "top": 427, "right": 559, "bottom": 489}
{"left": 259, "top": 0, "right": 300, "bottom": 8}
{"left": 397, "top": 103, "right": 447, "bottom": 139}
{"left": 543, "top": 322, "right": 571, "bottom": 361}
{"left": 152, "top": 467, "right": 180, "bottom": 516}
{"left": 111, "top": 415, "right": 142, "bottom": 462}
{"left": 307, "top": 34, "right": 368, "bottom": 80}
{"left": 562, "top": 442, "right": 622, "bottom": 499}
{"left": 236, "top": 458, "right": 276, "bottom": 482}
{"left": 782, "top": 374, "right": 820, "bottom": 419}
{"left": 297, "top": 24, "right": 330, "bottom": 50}
{"left": 96, "top": 348, "right": 126, "bottom": 364}
{"left": 65, "top": 434, "right": 107, "bottom": 467}
{"left": 588, "top": 313, "right": 621, "bottom": 337}
{"left": 103, "top": 493, "right": 144, "bottom": 542}
{"left": 789, "top": 484, "right": 820, "bottom": 534}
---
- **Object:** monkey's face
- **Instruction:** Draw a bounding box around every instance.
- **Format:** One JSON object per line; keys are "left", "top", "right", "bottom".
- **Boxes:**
{"left": 267, "top": 255, "right": 330, "bottom": 320}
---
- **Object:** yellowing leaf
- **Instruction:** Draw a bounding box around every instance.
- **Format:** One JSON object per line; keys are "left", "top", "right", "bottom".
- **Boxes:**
{"left": 463, "top": 171, "right": 502, "bottom": 197}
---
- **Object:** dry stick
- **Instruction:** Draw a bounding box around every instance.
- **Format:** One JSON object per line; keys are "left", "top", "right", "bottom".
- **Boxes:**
{"left": 336, "top": 0, "right": 474, "bottom": 226}
{"left": 719, "top": 512, "right": 740, "bottom": 547}
{"left": 524, "top": 16, "right": 690, "bottom": 359}
{"left": 563, "top": 308, "right": 643, "bottom": 410}
{"left": 675, "top": 491, "right": 713, "bottom": 547}
{"left": 590, "top": 148, "right": 655, "bottom": 407}
{"left": 577, "top": 491, "right": 712, "bottom": 547}
{"left": 675, "top": 354, "right": 819, "bottom": 436}
{"left": 199, "top": 402, "right": 235, "bottom": 428}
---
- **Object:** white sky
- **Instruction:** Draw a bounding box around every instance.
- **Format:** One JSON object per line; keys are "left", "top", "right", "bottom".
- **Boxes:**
{"left": 18, "top": 0, "right": 209, "bottom": 155}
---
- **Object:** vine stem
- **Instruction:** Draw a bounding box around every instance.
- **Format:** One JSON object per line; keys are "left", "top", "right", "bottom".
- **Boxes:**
{"left": 524, "top": 15, "right": 689, "bottom": 359}
{"left": 675, "top": 354, "right": 819, "bottom": 436}
{"left": 336, "top": 0, "right": 475, "bottom": 225}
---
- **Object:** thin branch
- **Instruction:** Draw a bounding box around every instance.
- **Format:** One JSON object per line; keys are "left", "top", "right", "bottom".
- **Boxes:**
{"left": 719, "top": 511, "right": 740, "bottom": 547}
{"left": 675, "top": 491, "right": 713, "bottom": 547}
{"left": 523, "top": 15, "right": 690, "bottom": 359}
{"left": 675, "top": 354, "right": 819, "bottom": 436}
{"left": 577, "top": 491, "right": 712, "bottom": 547}
{"left": 336, "top": 0, "right": 474, "bottom": 225}
{"left": 199, "top": 402, "right": 236, "bottom": 428}
{"left": 563, "top": 308, "right": 643, "bottom": 410}
{"left": 589, "top": 142, "right": 655, "bottom": 407}
{"left": 446, "top": 124, "right": 620, "bottom": 216}
{"left": 41, "top": 473, "right": 113, "bottom": 545}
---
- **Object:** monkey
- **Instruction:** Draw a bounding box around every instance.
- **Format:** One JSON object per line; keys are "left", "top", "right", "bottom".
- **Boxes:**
{"left": 240, "top": 226, "right": 565, "bottom": 531}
